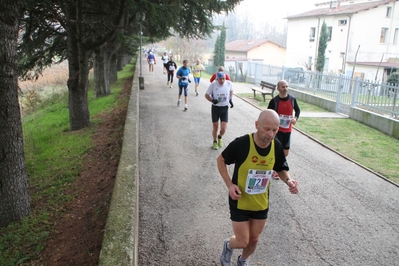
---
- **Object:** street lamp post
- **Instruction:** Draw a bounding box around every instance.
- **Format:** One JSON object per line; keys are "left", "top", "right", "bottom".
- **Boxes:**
{"left": 140, "top": 23, "right": 142, "bottom": 77}
{"left": 138, "top": 14, "right": 145, "bottom": 90}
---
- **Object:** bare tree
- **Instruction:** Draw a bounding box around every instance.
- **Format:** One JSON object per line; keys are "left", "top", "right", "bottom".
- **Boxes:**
{"left": 297, "top": 57, "right": 312, "bottom": 71}
{"left": 165, "top": 36, "right": 208, "bottom": 65}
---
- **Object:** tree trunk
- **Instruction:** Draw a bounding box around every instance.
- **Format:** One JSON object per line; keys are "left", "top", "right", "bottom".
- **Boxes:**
{"left": 65, "top": 2, "right": 91, "bottom": 131}
{"left": 0, "top": 0, "right": 31, "bottom": 228}
{"left": 94, "top": 44, "right": 110, "bottom": 98}
{"left": 117, "top": 56, "right": 124, "bottom": 71}
{"left": 109, "top": 54, "right": 118, "bottom": 83}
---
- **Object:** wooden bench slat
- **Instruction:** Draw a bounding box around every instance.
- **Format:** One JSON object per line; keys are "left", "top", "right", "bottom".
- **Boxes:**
{"left": 250, "top": 81, "right": 276, "bottom": 102}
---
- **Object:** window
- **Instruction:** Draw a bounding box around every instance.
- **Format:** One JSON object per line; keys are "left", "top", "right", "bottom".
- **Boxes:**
{"left": 394, "top": 28, "right": 399, "bottom": 45}
{"left": 327, "top": 27, "right": 333, "bottom": 41}
{"left": 309, "top": 27, "right": 316, "bottom": 42}
{"left": 386, "top": 6, "right": 392, "bottom": 18}
{"left": 380, "top": 28, "right": 388, "bottom": 43}
{"left": 338, "top": 20, "right": 347, "bottom": 26}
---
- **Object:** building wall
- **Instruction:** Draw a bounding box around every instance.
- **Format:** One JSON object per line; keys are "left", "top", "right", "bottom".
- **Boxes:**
{"left": 286, "top": 1, "right": 399, "bottom": 79}
{"left": 225, "top": 51, "right": 247, "bottom": 58}
{"left": 347, "top": 2, "right": 399, "bottom": 63}
{"left": 226, "top": 43, "right": 286, "bottom": 66}
{"left": 247, "top": 43, "right": 286, "bottom": 66}
{"left": 286, "top": 18, "right": 319, "bottom": 68}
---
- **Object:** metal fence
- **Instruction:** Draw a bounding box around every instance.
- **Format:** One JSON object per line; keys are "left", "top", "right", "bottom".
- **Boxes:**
{"left": 207, "top": 61, "right": 399, "bottom": 119}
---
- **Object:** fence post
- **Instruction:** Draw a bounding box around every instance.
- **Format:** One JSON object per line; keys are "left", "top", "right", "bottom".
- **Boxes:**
{"left": 281, "top": 66, "right": 286, "bottom": 81}
{"left": 335, "top": 74, "right": 344, "bottom": 113}
{"left": 392, "top": 85, "right": 398, "bottom": 118}
{"left": 352, "top": 76, "right": 360, "bottom": 107}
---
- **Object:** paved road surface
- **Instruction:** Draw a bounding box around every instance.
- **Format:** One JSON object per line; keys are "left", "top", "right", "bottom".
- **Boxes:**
{"left": 138, "top": 61, "right": 399, "bottom": 266}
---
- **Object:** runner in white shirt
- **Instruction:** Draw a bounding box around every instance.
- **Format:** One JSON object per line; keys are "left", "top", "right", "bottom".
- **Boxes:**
{"left": 205, "top": 72, "right": 234, "bottom": 150}
{"left": 161, "top": 52, "right": 169, "bottom": 74}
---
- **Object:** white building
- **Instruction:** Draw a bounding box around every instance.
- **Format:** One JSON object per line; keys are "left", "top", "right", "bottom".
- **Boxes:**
{"left": 285, "top": 0, "right": 399, "bottom": 81}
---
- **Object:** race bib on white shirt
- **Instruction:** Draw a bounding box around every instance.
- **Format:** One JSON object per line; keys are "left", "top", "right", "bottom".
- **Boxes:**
{"left": 279, "top": 114, "right": 292, "bottom": 129}
{"left": 215, "top": 93, "right": 228, "bottom": 104}
{"left": 245, "top": 169, "right": 272, "bottom": 194}
{"left": 169, "top": 65, "right": 175, "bottom": 71}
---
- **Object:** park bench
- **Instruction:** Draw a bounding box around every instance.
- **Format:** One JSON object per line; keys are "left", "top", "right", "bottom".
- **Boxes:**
{"left": 250, "top": 81, "right": 276, "bottom": 102}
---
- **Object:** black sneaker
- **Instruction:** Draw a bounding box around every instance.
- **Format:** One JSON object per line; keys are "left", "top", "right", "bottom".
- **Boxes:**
{"left": 237, "top": 255, "right": 248, "bottom": 266}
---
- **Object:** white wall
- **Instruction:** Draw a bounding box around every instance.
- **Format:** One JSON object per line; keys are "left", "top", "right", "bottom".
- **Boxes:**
{"left": 286, "top": 1, "right": 399, "bottom": 78}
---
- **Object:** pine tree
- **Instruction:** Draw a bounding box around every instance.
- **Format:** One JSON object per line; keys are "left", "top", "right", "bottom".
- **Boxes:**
{"left": 213, "top": 33, "right": 221, "bottom": 67}
{"left": 213, "top": 23, "right": 226, "bottom": 67}
{"left": 316, "top": 21, "right": 328, "bottom": 72}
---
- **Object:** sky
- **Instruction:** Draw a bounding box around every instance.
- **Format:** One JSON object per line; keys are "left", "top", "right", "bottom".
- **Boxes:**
{"left": 233, "top": 0, "right": 318, "bottom": 21}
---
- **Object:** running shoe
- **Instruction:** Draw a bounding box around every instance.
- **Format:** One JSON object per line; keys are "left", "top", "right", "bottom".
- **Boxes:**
{"left": 272, "top": 171, "right": 280, "bottom": 180}
{"left": 220, "top": 240, "right": 232, "bottom": 266}
{"left": 213, "top": 142, "right": 219, "bottom": 150}
{"left": 237, "top": 255, "right": 248, "bottom": 266}
{"left": 196, "top": 91, "right": 199, "bottom": 96}
{"left": 177, "top": 100, "right": 180, "bottom": 107}
{"left": 184, "top": 107, "right": 188, "bottom": 111}
{"left": 170, "top": 84, "right": 173, "bottom": 88}
{"left": 218, "top": 138, "right": 223, "bottom": 148}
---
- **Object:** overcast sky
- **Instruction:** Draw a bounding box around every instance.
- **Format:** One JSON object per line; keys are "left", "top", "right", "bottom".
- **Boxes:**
{"left": 233, "top": 0, "right": 318, "bottom": 21}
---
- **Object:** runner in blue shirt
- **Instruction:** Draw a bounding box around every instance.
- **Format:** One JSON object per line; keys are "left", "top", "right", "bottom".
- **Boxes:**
{"left": 176, "top": 60, "right": 191, "bottom": 111}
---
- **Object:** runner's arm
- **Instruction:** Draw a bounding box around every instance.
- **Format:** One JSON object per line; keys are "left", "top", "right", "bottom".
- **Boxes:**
{"left": 217, "top": 154, "right": 242, "bottom": 199}
{"left": 210, "top": 73, "right": 216, "bottom": 83}
{"left": 293, "top": 99, "right": 301, "bottom": 120}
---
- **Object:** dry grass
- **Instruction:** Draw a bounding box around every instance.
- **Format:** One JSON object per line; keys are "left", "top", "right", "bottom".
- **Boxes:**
{"left": 18, "top": 62, "right": 69, "bottom": 115}
{"left": 19, "top": 61, "right": 69, "bottom": 91}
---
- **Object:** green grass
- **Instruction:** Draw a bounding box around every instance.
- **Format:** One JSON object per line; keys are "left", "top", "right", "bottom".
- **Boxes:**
{"left": 0, "top": 59, "right": 136, "bottom": 265}
{"left": 295, "top": 117, "right": 399, "bottom": 183}
{"left": 237, "top": 94, "right": 399, "bottom": 184}
{"left": 201, "top": 72, "right": 211, "bottom": 80}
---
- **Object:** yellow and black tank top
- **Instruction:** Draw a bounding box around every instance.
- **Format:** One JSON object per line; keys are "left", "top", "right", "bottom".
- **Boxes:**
{"left": 226, "top": 134, "right": 276, "bottom": 211}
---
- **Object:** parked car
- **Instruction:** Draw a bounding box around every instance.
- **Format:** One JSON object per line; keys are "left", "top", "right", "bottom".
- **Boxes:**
{"left": 277, "top": 67, "right": 305, "bottom": 83}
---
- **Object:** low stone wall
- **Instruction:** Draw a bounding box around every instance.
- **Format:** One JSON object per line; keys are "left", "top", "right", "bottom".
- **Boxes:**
{"left": 98, "top": 64, "right": 140, "bottom": 265}
{"left": 350, "top": 107, "right": 399, "bottom": 138}
{"left": 289, "top": 88, "right": 399, "bottom": 139}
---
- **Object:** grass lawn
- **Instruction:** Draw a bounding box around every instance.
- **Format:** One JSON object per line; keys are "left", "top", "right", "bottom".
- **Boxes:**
{"left": 237, "top": 94, "right": 399, "bottom": 185}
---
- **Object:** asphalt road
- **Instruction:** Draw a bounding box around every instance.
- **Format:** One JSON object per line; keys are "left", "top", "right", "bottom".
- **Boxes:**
{"left": 138, "top": 62, "right": 399, "bottom": 266}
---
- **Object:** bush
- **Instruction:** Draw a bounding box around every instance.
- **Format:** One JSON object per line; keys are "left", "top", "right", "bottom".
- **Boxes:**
{"left": 387, "top": 72, "right": 399, "bottom": 84}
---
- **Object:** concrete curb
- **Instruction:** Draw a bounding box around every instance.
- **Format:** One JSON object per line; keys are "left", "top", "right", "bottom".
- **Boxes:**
{"left": 98, "top": 62, "right": 140, "bottom": 265}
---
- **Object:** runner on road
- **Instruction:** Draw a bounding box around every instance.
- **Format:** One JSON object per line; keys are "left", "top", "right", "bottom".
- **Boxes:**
{"left": 147, "top": 52, "right": 156, "bottom": 75}
{"left": 205, "top": 72, "right": 233, "bottom": 150}
{"left": 166, "top": 56, "right": 178, "bottom": 88}
{"left": 210, "top": 66, "right": 231, "bottom": 83}
{"left": 217, "top": 109, "right": 299, "bottom": 266}
{"left": 176, "top": 60, "right": 191, "bottom": 111}
{"left": 191, "top": 59, "right": 205, "bottom": 96}
{"left": 162, "top": 52, "right": 169, "bottom": 74}
{"left": 267, "top": 79, "right": 300, "bottom": 180}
